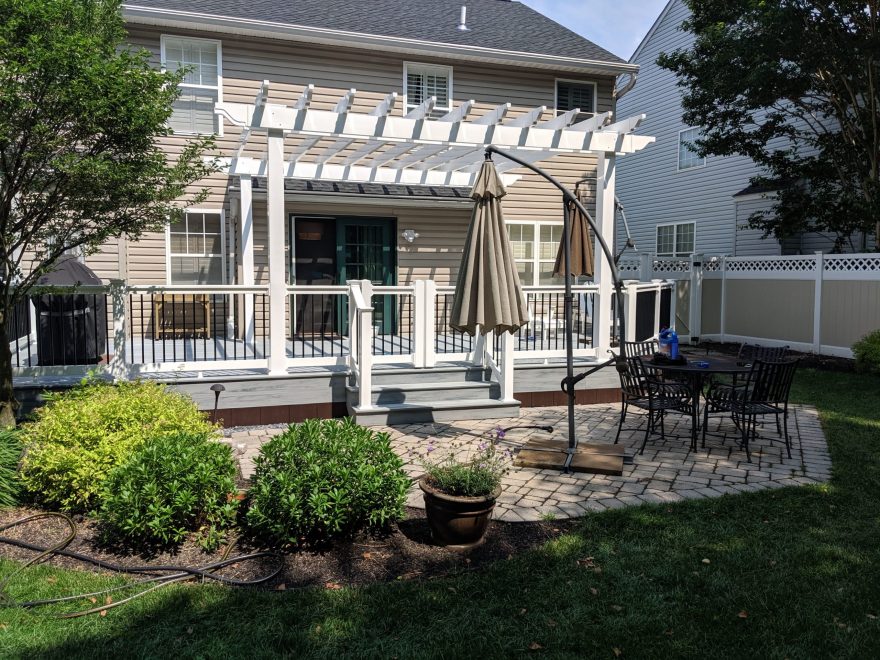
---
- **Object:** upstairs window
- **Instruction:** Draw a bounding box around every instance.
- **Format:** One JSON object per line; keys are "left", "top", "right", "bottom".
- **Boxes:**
{"left": 404, "top": 63, "right": 452, "bottom": 115}
{"left": 161, "top": 36, "right": 222, "bottom": 135}
{"left": 167, "top": 211, "right": 225, "bottom": 284}
{"left": 656, "top": 222, "right": 695, "bottom": 258}
{"left": 678, "top": 127, "right": 705, "bottom": 170}
{"left": 556, "top": 80, "right": 596, "bottom": 123}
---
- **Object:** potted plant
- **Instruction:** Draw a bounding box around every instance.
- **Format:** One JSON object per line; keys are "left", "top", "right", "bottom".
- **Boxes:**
{"left": 416, "top": 428, "right": 511, "bottom": 549}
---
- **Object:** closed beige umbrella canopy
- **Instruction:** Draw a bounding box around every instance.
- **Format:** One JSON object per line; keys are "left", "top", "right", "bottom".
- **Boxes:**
{"left": 553, "top": 187, "right": 594, "bottom": 278}
{"left": 450, "top": 159, "right": 529, "bottom": 336}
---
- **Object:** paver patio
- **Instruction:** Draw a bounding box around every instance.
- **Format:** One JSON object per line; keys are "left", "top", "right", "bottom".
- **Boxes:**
{"left": 223, "top": 402, "right": 830, "bottom": 522}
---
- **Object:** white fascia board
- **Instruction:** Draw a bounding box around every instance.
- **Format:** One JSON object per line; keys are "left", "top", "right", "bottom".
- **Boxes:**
{"left": 123, "top": 6, "right": 639, "bottom": 76}
{"left": 629, "top": 0, "right": 677, "bottom": 63}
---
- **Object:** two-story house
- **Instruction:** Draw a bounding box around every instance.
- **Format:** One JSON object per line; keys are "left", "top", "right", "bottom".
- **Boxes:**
{"left": 17, "top": 0, "right": 659, "bottom": 425}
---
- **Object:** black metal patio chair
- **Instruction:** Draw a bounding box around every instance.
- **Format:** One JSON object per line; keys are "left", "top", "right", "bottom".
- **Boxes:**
{"left": 614, "top": 355, "right": 694, "bottom": 454}
{"left": 701, "top": 358, "right": 800, "bottom": 461}
{"left": 621, "top": 339, "right": 659, "bottom": 359}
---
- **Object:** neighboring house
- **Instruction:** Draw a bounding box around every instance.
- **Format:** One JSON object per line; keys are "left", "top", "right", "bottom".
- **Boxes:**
{"left": 16, "top": 0, "right": 660, "bottom": 424}
{"left": 616, "top": 0, "right": 872, "bottom": 258}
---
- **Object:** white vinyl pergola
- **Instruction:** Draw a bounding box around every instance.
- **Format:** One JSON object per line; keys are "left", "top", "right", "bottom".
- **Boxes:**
{"left": 214, "top": 81, "right": 655, "bottom": 374}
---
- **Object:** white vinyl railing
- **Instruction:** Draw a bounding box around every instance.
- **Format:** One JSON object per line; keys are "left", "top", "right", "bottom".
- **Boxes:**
{"left": 11, "top": 278, "right": 681, "bottom": 404}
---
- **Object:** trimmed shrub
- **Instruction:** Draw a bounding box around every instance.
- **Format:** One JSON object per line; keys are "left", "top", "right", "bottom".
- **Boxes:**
{"left": 853, "top": 329, "right": 880, "bottom": 375}
{"left": 245, "top": 418, "right": 409, "bottom": 547}
{"left": 100, "top": 433, "right": 238, "bottom": 550}
{"left": 20, "top": 380, "right": 215, "bottom": 512}
{"left": 0, "top": 430, "right": 22, "bottom": 508}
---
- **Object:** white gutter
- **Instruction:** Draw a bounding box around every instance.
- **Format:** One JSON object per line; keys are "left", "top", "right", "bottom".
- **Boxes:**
{"left": 122, "top": 5, "right": 639, "bottom": 76}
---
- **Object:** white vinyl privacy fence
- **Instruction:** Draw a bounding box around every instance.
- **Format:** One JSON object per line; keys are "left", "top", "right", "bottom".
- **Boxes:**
{"left": 619, "top": 252, "right": 880, "bottom": 358}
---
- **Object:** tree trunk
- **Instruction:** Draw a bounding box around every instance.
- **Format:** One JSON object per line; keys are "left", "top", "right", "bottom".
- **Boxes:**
{"left": 0, "top": 307, "right": 20, "bottom": 428}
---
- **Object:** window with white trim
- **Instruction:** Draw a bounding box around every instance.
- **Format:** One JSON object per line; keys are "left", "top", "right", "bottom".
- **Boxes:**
{"left": 556, "top": 80, "right": 596, "bottom": 123}
{"left": 168, "top": 211, "right": 225, "bottom": 284}
{"left": 161, "top": 36, "right": 222, "bottom": 135}
{"left": 656, "top": 222, "right": 695, "bottom": 257}
{"left": 678, "top": 127, "right": 705, "bottom": 170}
{"left": 507, "top": 222, "right": 566, "bottom": 286}
{"left": 404, "top": 63, "right": 452, "bottom": 115}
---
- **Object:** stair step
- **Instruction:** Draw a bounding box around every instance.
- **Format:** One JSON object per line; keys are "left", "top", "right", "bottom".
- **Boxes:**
{"left": 349, "top": 398, "right": 521, "bottom": 426}
{"left": 370, "top": 365, "right": 490, "bottom": 386}
{"left": 347, "top": 380, "right": 498, "bottom": 405}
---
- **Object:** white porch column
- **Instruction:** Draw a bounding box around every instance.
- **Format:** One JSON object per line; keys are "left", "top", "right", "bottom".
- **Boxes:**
{"left": 267, "top": 129, "right": 287, "bottom": 374}
{"left": 688, "top": 254, "right": 704, "bottom": 343}
{"left": 593, "top": 151, "right": 616, "bottom": 354}
{"left": 239, "top": 174, "right": 256, "bottom": 348}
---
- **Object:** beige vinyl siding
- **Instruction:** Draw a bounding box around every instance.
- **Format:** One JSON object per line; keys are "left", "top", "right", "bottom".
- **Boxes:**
{"left": 112, "top": 25, "right": 616, "bottom": 284}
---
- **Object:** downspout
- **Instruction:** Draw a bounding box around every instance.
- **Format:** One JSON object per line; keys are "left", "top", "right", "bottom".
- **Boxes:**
{"left": 611, "top": 72, "right": 638, "bottom": 120}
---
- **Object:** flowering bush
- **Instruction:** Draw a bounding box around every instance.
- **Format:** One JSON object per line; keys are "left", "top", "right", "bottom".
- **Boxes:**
{"left": 417, "top": 427, "right": 512, "bottom": 498}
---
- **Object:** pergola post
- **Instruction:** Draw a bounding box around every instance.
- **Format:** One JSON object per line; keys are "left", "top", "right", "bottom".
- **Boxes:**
{"left": 266, "top": 129, "right": 287, "bottom": 374}
{"left": 593, "top": 151, "right": 617, "bottom": 354}
{"left": 239, "top": 173, "right": 255, "bottom": 348}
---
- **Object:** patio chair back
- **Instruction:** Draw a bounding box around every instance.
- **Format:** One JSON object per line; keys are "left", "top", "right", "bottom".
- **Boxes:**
{"left": 737, "top": 343, "right": 790, "bottom": 363}
{"left": 616, "top": 355, "right": 654, "bottom": 398}
{"left": 743, "top": 358, "right": 800, "bottom": 407}
{"left": 622, "top": 339, "right": 659, "bottom": 359}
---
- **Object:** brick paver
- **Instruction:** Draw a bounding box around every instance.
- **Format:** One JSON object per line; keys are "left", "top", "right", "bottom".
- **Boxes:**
{"left": 222, "top": 403, "right": 830, "bottom": 522}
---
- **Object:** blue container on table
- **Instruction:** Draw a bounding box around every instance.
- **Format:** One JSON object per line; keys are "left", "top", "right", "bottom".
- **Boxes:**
{"left": 658, "top": 328, "right": 680, "bottom": 359}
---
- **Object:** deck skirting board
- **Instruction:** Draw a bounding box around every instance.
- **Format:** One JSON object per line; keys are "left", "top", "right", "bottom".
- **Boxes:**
{"left": 213, "top": 387, "right": 621, "bottom": 427}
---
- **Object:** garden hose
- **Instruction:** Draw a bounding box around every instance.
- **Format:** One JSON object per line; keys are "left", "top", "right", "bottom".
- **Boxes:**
{"left": 0, "top": 512, "right": 284, "bottom": 618}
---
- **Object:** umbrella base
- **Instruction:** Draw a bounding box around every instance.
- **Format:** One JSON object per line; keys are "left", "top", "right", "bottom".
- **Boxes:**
{"left": 514, "top": 438, "right": 627, "bottom": 475}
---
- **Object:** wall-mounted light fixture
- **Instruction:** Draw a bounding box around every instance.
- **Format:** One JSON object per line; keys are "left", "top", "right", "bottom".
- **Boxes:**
{"left": 401, "top": 229, "right": 420, "bottom": 243}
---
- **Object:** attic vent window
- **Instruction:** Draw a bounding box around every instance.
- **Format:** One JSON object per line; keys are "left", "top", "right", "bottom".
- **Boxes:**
{"left": 404, "top": 63, "right": 452, "bottom": 115}
{"left": 555, "top": 80, "right": 596, "bottom": 123}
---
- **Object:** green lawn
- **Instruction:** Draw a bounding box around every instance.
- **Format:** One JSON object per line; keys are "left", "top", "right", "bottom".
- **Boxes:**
{"left": 1, "top": 369, "right": 879, "bottom": 659}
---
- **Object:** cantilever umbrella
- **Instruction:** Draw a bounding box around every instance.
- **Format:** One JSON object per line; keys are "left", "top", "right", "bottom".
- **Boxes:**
{"left": 450, "top": 158, "right": 529, "bottom": 336}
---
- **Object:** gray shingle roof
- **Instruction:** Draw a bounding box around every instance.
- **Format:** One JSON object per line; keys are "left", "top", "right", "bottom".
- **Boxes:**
{"left": 125, "top": 0, "right": 624, "bottom": 63}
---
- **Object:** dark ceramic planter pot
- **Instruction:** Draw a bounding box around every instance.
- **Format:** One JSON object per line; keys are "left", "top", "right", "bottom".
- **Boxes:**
{"left": 419, "top": 477, "right": 501, "bottom": 549}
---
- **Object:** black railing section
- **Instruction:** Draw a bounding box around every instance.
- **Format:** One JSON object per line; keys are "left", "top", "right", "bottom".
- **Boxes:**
{"left": 290, "top": 292, "right": 349, "bottom": 358}
{"left": 9, "top": 293, "right": 110, "bottom": 368}
{"left": 372, "top": 293, "right": 414, "bottom": 356}
{"left": 518, "top": 291, "right": 594, "bottom": 352}
{"left": 434, "top": 293, "right": 474, "bottom": 354}
{"left": 492, "top": 291, "right": 596, "bottom": 355}
{"left": 128, "top": 293, "right": 269, "bottom": 363}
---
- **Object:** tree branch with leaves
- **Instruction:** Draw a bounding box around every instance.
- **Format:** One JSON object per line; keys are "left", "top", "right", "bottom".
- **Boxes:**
{"left": 658, "top": 0, "right": 880, "bottom": 252}
{"left": 0, "top": 0, "right": 218, "bottom": 425}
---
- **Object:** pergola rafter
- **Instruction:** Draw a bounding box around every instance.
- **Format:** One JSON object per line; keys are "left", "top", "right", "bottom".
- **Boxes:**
{"left": 215, "top": 81, "right": 655, "bottom": 374}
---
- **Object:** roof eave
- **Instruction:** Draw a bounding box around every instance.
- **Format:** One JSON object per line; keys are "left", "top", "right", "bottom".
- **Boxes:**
{"left": 122, "top": 5, "right": 639, "bottom": 76}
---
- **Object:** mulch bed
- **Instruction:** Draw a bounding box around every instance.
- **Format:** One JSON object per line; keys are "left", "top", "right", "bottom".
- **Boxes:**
{"left": 0, "top": 506, "right": 576, "bottom": 591}
{"left": 698, "top": 340, "right": 855, "bottom": 372}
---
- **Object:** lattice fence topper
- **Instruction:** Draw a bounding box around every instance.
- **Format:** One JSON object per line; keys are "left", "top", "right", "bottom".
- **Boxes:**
{"left": 725, "top": 256, "right": 817, "bottom": 273}
{"left": 653, "top": 258, "right": 692, "bottom": 273}
{"left": 703, "top": 256, "right": 723, "bottom": 272}
{"left": 617, "top": 259, "right": 640, "bottom": 273}
{"left": 824, "top": 255, "right": 880, "bottom": 272}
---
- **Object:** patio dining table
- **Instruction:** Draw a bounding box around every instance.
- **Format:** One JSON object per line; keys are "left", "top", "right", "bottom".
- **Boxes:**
{"left": 648, "top": 353, "right": 753, "bottom": 451}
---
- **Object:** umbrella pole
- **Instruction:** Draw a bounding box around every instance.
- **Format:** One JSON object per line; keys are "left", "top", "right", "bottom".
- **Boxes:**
{"left": 562, "top": 201, "right": 577, "bottom": 471}
{"left": 486, "top": 146, "right": 628, "bottom": 475}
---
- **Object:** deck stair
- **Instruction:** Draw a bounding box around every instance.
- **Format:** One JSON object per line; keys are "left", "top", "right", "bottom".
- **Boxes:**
{"left": 346, "top": 363, "right": 520, "bottom": 426}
